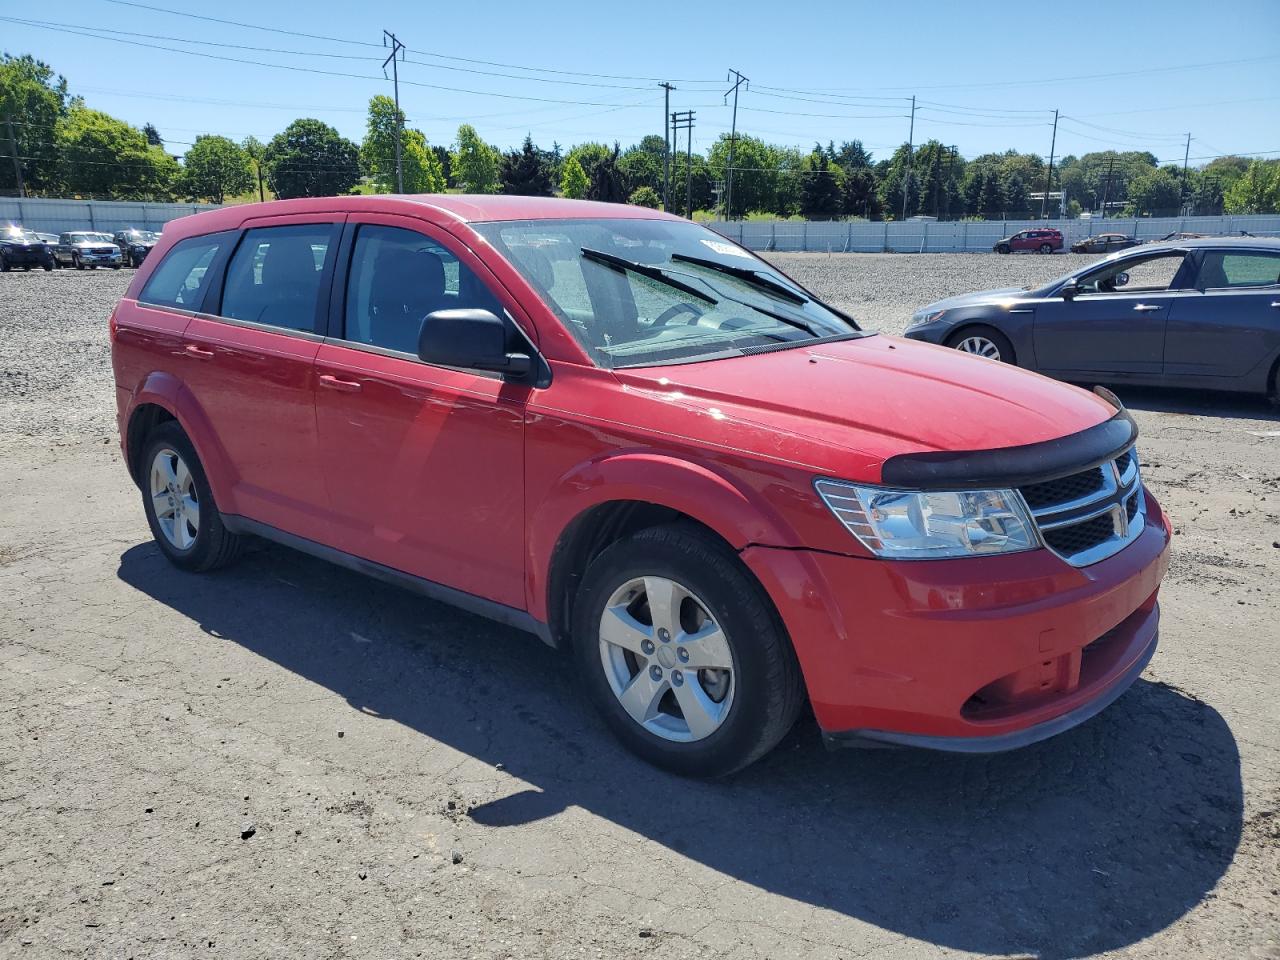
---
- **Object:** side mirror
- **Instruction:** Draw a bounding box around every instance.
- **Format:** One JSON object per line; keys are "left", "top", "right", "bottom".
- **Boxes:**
{"left": 1061, "top": 282, "right": 1080, "bottom": 301}
{"left": 417, "top": 308, "right": 532, "bottom": 378}
{"left": 1113, "top": 271, "right": 1130, "bottom": 288}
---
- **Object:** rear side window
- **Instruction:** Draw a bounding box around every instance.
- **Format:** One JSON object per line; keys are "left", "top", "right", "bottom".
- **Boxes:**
{"left": 139, "top": 234, "right": 225, "bottom": 310}
{"left": 220, "top": 224, "right": 334, "bottom": 332}
{"left": 1196, "top": 251, "right": 1280, "bottom": 289}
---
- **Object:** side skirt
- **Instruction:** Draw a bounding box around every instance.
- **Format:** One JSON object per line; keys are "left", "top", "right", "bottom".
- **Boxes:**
{"left": 221, "top": 514, "right": 555, "bottom": 647}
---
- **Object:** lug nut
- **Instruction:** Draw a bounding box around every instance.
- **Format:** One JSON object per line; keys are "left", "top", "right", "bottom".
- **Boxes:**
{"left": 672, "top": 671, "right": 684, "bottom": 686}
{"left": 658, "top": 628, "right": 670, "bottom": 642}
{"left": 641, "top": 639, "right": 655, "bottom": 655}
{"left": 677, "top": 647, "right": 689, "bottom": 663}
{"left": 649, "top": 665, "right": 663, "bottom": 682}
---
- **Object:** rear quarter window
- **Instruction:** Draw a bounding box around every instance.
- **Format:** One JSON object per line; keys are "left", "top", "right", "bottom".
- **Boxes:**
{"left": 138, "top": 234, "right": 228, "bottom": 310}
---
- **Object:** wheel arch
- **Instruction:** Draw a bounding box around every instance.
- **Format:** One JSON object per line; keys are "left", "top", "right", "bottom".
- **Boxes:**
{"left": 944, "top": 319, "right": 1022, "bottom": 366}
{"left": 531, "top": 453, "right": 799, "bottom": 649}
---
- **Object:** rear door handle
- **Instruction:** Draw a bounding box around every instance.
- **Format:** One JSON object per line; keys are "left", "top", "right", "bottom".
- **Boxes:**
{"left": 1132, "top": 304, "right": 1163, "bottom": 312}
{"left": 1270, "top": 301, "right": 1280, "bottom": 308}
{"left": 318, "top": 374, "right": 362, "bottom": 393}
{"left": 184, "top": 344, "right": 215, "bottom": 359}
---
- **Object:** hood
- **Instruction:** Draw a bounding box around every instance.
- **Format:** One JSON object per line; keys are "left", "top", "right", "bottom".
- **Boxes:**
{"left": 921, "top": 287, "right": 1031, "bottom": 312}
{"left": 612, "top": 335, "right": 1115, "bottom": 481}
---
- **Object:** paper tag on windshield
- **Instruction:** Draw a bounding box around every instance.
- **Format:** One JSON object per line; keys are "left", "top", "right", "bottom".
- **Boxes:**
{"left": 699, "top": 238, "right": 754, "bottom": 259}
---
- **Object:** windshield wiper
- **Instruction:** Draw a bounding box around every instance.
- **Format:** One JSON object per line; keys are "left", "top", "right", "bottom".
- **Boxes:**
{"left": 580, "top": 247, "right": 716, "bottom": 304}
{"left": 669, "top": 252, "right": 807, "bottom": 304}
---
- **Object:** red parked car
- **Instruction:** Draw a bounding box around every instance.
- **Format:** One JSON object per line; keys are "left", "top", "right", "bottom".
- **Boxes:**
{"left": 111, "top": 196, "right": 1170, "bottom": 776}
{"left": 994, "top": 228, "right": 1064, "bottom": 254}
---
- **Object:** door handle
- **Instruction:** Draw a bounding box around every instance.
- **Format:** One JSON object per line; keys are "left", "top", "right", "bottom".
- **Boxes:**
{"left": 184, "top": 344, "right": 215, "bottom": 359}
{"left": 1132, "top": 304, "right": 1163, "bottom": 312}
{"left": 1270, "top": 301, "right": 1280, "bottom": 308}
{"left": 318, "top": 374, "right": 362, "bottom": 393}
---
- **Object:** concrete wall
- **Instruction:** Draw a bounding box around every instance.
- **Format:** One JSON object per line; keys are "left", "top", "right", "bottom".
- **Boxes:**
{"left": 0, "top": 198, "right": 221, "bottom": 236}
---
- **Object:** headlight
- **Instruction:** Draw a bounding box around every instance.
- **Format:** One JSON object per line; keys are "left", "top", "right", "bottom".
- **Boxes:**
{"left": 909, "top": 308, "right": 945, "bottom": 327}
{"left": 814, "top": 479, "right": 1038, "bottom": 559}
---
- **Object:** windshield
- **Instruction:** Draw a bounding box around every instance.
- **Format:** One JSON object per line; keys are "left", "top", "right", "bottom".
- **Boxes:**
{"left": 123, "top": 230, "right": 159, "bottom": 242}
{"left": 2, "top": 228, "right": 40, "bottom": 242}
{"left": 70, "top": 233, "right": 114, "bottom": 243}
{"left": 473, "top": 218, "right": 863, "bottom": 368}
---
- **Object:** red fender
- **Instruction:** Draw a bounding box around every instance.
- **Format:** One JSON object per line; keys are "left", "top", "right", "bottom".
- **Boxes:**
{"left": 526, "top": 450, "right": 800, "bottom": 622}
{"left": 126, "top": 372, "right": 240, "bottom": 512}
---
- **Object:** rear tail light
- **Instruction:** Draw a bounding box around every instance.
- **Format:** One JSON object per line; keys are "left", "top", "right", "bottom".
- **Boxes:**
{"left": 108, "top": 306, "right": 119, "bottom": 340}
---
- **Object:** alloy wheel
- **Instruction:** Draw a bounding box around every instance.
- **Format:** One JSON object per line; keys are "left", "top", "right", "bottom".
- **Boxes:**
{"left": 597, "top": 575, "right": 735, "bottom": 743}
{"left": 956, "top": 336, "right": 1002, "bottom": 360}
{"left": 149, "top": 447, "right": 200, "bottom": 550}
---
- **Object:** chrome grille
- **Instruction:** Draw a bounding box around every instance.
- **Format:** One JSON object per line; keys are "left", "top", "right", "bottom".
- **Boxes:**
{"left": 1019, "top": 447, "right": 1144, "bottom": 567}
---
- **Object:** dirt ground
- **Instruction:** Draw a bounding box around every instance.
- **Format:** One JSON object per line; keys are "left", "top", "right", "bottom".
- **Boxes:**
{"left": 1, "top": 258, "right": 1277, "bottom": 960}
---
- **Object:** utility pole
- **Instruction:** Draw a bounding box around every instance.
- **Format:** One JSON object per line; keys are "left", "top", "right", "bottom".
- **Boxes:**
{"left": 671, "top": 111, "right": 695, "bottom": 218}
{"left": 723, "top": 69, "right": 748, "bottom": 220}
{"left": 901, "top": 95, "right": 915, "bottom": 222}
{"left": 1099, "top": 155, "right": 1115, "bottom": 219}
{"left": 4, "top": 118, "right": 25, "bottom": 198}
{"left": 382, "top": 30, "right": 407, "bottom": 193}
{"left": 659, "top": 82, "right": 675, "bottom": 211}
{"left": 1041, "top": 109, "right": 1058, "bottom": 219}
{"left": 1180, "top": 132, "right": 1192, "bottom": 215}
{"left": 943, "top": 145, "right": 957, "bottom": 220}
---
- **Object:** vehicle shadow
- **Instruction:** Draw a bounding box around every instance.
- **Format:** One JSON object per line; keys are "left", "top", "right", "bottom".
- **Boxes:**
{"left": 1096, "top": 384, "right": 1278, "bottom": 422}
{"left": 118, "top": 540, "right": 1243, "bottom": 959}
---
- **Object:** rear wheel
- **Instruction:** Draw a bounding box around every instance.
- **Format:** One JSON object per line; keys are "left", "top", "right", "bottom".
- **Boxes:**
{"left": 573, "top": 523, "right": 804, "bottom": 777}
{"left": 947, "top": 325, "right": 1016, "bottom": 364}
{"left": 42, "top": 262, "right": 53, "bottom": 271}
{"left": 0, "top": 255, "right": 9, "bottom": 272}
{"left": 140, "top": 422, "right": 243, "bottom": 572}
{"left": 1039, "top": 242, "right": 1053, "bottom": 254}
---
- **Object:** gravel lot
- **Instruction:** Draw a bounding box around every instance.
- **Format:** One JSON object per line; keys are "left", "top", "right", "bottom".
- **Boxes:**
{"left": 2, "top": 256, "right": 1278, "bottom": 959}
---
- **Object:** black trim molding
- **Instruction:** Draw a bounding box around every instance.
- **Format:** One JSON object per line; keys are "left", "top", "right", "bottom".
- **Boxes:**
{"left": 220, "top": 515, "right": 554, "bottom": 646}
{"left": 880, "top": 388, "right": 1137, "bottom": 490}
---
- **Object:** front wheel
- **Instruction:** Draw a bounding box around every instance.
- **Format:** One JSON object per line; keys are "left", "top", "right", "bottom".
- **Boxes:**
{"left": 140, "top": 422, "right": 243, "bottom": 572}
{"left": 995, "top": 243, "right": 1011, "bottom": 254}
{"left": 73, "top": 254, "right": 84, "bottom": 270}
{"left": 573, "top": 523, "right": 804, "bottom": 777}
{"left": 947, "top": 325, "right": 1016, "bottom": 364}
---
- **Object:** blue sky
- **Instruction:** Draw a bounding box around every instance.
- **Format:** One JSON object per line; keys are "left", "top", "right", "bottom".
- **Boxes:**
{"left": 5, "top": 0, "right": 1280, "bottom": 167}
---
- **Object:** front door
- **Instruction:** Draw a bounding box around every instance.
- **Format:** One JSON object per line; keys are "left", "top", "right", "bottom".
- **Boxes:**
{"left": 180, "top": 217, "right": 341, "bottom": 542}
{"left": 1164, "top": 248, "right": 1280, "bottom": 380}
{"left": 313, "top": 217, "right": 529, "bottom": 609}
{"left": 1032, "top": 250, "right": 1194, "bottom": 376}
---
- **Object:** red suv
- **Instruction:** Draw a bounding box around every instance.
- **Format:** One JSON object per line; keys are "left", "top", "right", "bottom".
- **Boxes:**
{"left": 111, "top": 196, "right": 1170, "bottom": 775}
{"left": 995, "top": 228, "right": 1064, "bottom": 254}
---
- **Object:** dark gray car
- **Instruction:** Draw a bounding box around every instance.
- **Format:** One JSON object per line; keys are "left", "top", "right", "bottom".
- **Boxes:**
{"left": 905, "top": 238, "right": 1280, "bottom": 398}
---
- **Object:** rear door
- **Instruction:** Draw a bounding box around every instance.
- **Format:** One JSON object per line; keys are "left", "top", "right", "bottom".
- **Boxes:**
{"left": 1163, "top": 248, "right": 1280, "bottom": 380}
{"left": 312, "top": 215, "right": 530, "bottom": 608}
{"left": 180, "top": 215, "right": 342, "bottom": 542}
{"left": 1032, "top": 249, "right": 1195, "bottom": 376}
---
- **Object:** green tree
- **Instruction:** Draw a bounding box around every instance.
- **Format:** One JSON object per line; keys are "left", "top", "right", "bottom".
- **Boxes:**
{"left": 628, "top": 185, "right": 660, "bottom": 208}
{"left": 1223, "top": 160, "right": 1280, "bottom": 214}
{"left": 500, "top": 134, "right": 552, "bottom": 196}
{"left": 1003, "top": 173, "right": 1029, "bottom": 215}
{"left": 56, "top": 105, "right": 176, "bottom": 199}
{"left": 978, "top": 171, "right": 1006, "bottom": 217}
{"left": 241, "top": 135, "right": 267, "bottom": 201}
{"left": 451, "top": 124, "right": 500, "bottom": 193}
{"left": 264, "top": 118, "right": 360, "bottom": 199}
{"left": 834, "top": 140, "right": 873, "bottom": 169}
{"left": 359, "top": 95, "right": 444, "bottom": 193}
{"left": 0, "top": 53, "right": 70, "bottom": 195}
{"left": 840, "top": 166, "right": 879, "bottom": 219}
{"left": 179, "top": 134, "right": 252, "bottom": 203}
{"left": 1125, "top": 167, "right": 1183, "bottom": 216}
{"left": 560, "top": 155, "right": 588, "bottom": 199}
{"left": 142, "top": 122, "right": 163, "bottom": 147}
{"left": 799, "top": 152, "right": 842, "bottom": 219}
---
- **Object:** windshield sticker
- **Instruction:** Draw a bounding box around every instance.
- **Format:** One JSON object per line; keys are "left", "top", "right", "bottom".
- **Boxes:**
{"left": 698, "top": 238, "right": 754, "bottom": 260}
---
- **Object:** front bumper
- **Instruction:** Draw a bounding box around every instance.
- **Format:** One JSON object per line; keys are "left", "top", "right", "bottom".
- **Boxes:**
{"left": 741, "top": 492, "right": 1171, "bottom": 750}
{"left": 74, "top": 250, "right": 123, "bottom": 265}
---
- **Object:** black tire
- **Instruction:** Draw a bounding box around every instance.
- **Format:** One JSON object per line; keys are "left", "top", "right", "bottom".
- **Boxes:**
{"left": 0, "top": 256, "right": 9, "bottom": 272}
{"left": 572, "top": 523, "right": 804, "bottom": 777}
{"left": 22, "top": 265, "right": 31, "bottom": 271}
{"left": 73, "top": 254, "right": 84, "bottom": 270}
{"left": 140, "top": 421, "right": 243, "bottom": 572}
{"left": 946, "top": 324, "right": 1017, "bottom": 365}
{"left": 996, "top": 243, "right": 1011, "bottom": 254}
{"left": 1039, "top": 242, "right": 1053, "bottom": 254}
{"left": 42, "top": 262, "right": 53, "bottom": 272}
{"left": 111, "top": 264, "right": 121, "bottom": 270}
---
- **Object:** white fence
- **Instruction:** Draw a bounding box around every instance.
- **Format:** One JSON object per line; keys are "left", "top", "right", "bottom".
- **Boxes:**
{"left": 0, "top": 198, "right": 221, "bottom": 236}
{"left": 708, "top": 214, "right": 1280, "bottom": 254}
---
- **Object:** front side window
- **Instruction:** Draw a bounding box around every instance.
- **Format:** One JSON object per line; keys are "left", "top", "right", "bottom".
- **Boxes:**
{"left": 473, "top": 218, "right": 860, "bottom": 368}
{"left": 139, "top": 234, "right": 226, "bottom": 310}
{"left": 1196, "top": 250, "right": 1280, "bottom": 289}
{"left": 1077, "top": 252, "right": 1187, "bottom": 295}
{"left": 220, "top": 224, "right": 333, "bottom": 332}
{"left": 343, "top": 224, "right": 504, "bottom": 355}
